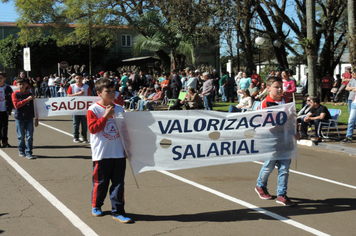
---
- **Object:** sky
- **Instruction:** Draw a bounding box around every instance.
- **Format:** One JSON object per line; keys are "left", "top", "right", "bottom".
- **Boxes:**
{"left": 0, "top": 1, "right": 18, "bottom": 22}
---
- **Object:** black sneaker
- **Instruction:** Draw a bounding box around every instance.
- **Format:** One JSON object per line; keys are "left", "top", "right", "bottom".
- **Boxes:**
{"left": 73, "top": 138, "right": 80, "bottom": 143}
{"left": 341, "top": 137, "right": 352, "bottom": 143}
{"left": 82, "top": 138, "right": 89, "bottom": 143}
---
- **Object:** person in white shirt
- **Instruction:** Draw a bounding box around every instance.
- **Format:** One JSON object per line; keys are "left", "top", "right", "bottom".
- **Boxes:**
{"left": 48, "top": 75, "right": 55, "bottom": 97}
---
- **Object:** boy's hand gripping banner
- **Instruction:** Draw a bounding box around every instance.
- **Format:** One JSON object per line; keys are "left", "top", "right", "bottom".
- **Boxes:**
{"left": 115, "top": 103, "right": 298, "bottom": 175}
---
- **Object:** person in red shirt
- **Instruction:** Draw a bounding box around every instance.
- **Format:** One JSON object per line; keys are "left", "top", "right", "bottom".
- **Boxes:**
{"left": 251, "top": 69, "right": 261, "bottom": 87}
{"left": 67, "top": 73, "right": 92, "bottom": 143}
{"left": 321, "top": 71, "right": 333, "bottom": 102}
{"left": 334, "top": 66, "right": 352, "bottom": 102}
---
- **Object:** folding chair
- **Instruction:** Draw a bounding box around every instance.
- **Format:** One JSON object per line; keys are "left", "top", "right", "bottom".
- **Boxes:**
{"left": 308, "top": 109, "right": 341, "bottom": 141}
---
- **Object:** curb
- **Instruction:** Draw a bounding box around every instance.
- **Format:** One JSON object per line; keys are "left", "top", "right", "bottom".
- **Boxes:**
{"left": 297, "top": 140, "right": 356, "bottom": 155}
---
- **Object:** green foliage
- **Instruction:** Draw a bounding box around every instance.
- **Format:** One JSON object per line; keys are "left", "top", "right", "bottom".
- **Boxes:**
{"left": 0, "top": 35, "right": 22, "bottom": 69}
{"left": 0, "top": 35, "right": 108, "bottom": 72}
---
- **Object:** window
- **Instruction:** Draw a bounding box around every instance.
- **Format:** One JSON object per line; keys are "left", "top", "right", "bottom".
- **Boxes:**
{"left": 121, "top": 35, "right": 131, "bottom": 47}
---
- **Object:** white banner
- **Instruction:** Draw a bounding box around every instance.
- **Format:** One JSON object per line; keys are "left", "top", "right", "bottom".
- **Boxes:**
{"left": 35, "top": 97, "right": 100, "bottom": 117}
{"left": 115, "top": 103, "right": 298, "bottom": 175}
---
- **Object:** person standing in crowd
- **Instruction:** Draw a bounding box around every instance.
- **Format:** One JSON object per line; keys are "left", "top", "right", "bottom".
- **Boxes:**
{"left": 87, "top": 78, "right": 133, "bottom": 223}
{"left": 300, "top": 96, "right": 331, "bottom": 142}
{"left": 255, "top": 76, "right": 298, "bottom": 207}
{"left": 127, "top": 70, "right": 140, "bottom": 93}
{"left": 0, "top": 71, "right": 13, "bottom": 148}
{"left": 12, "top": 77, "right": 38, "bottom": 159}
{"left": 332, "top": 74, "right": 341, "bottom": 101}
{"left": 33, "top": 77, "right": 41, "bottom": 98}
{"left": 67, "top": 73, "right": 91, "bottom": 143}
{"left": 341, "top": 70, "right": 356, "bottom": 142}
{"left": 219, "top": 71, "right": 229, "bottom": 102}
{"left": 282, "top": 70, "right": 296, "bottom": 101}
{"left": 119, "top": 72, "right": 129, "bottom": 94}
{"left": 251, "top": 69, "right": 261, "bottom": 87}
{"left": 237, "top": 72, "right": 252, "bottom": 102}
{"left": 170, "top": 69, "right": 182, "bottom": 99}
{"left": 345, "top": 69, "right": 356, "bottom": 114}
{"left": 48, "top": 74, "right": 55, "bottom": 97}
{"left": 186, "top": 71, "right": 198, "bottom": 91}
{"left": 334, "top": 66, "right": 352, "bottom": 102}
{"left": 211, "top": 69, "right": 220, "bottom": 102}
{"left": 201, "top": 72, "right": 213, "bottom": 110}
{"left": 54, "top": 73, "right": 61, "bottom": 97}
{"left": 41, "top": 77, "right": 49, "bottom": 98}
{"left": 302, "top": 73, "right": 308, "bottom": 96}
{"left": 226, "top": 73, "right": 235, "bottom": 103}
{"left": 321, "top": 71, "right": 333, "bottom": 102}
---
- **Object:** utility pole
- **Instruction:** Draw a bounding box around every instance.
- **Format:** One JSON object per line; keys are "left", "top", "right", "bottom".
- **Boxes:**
{"left": 306, "top": 0, "right": 316, "bottom": 97}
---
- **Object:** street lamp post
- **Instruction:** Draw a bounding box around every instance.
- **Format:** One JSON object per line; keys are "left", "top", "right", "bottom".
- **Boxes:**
{"left": 255, "top": 37, "right": 265, "bottom": 74}
{"left": 236, "top": 41, "right": 241, "bottom": 72}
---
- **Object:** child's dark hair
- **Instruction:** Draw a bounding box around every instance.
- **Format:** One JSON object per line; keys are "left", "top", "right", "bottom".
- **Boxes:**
{"left": 95, "top": 78, "right": 115, "bottom": 93}
{"left": 16, "top": 77, "right": 29, "bottom": 84}
{"left": 0, "top": 71, "right": 6, "bottom": 77}
{"left": 266, "top": 76, "right": 283, "bottom": 87}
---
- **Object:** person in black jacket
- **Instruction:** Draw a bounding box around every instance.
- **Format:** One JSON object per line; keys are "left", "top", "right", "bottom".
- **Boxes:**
{"left": 0, "top": 71, "right": 13, "bottom": 148}
{"left": 170, "top": 69, "right": 182, "bottom": 99}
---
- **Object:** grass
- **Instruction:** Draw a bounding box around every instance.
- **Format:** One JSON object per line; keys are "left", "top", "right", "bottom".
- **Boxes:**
{"left": 213, "top": 100, "right": 349, "bottom": 124}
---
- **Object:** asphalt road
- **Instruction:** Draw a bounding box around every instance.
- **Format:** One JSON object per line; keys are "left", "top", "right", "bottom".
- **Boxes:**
{"left": 1, "top": 115, "right": 355, "bottom": 236}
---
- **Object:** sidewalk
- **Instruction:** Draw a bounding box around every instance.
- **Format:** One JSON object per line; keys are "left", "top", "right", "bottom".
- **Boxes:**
{"left": 297, "top": 123, "right": 356, "bottom": 155}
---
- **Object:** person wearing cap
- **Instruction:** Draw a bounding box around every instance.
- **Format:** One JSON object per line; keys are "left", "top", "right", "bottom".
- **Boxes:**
{"left": 334, "top": 66, "right": 352, "bottom": 102}
{"left": 201, "top": 72, "right": 213, "bottom": 110}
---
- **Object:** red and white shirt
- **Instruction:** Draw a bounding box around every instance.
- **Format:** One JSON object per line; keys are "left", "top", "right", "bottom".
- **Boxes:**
{"left": 67, "top": 83, "right": 92, "bottom": 96}
{"left": 87, "top": 103, "right": 125, "bottom": 161}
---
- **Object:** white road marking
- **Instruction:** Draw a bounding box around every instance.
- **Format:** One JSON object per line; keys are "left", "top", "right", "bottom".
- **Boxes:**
{"left": 0, "top": 149, "right": 98, "bottom": 236}
{"left": 158, "top": 170, "right": 330, "bottom": 236}
{"left": 39, "top": 121, "right": 73, "bottom": 137}
{"left": 253, "top": 161, "right": 356, "bottom": 190}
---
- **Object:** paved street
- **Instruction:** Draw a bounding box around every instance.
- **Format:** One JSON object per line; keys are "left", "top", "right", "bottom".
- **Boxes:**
{"left": 1, "top": 115, "right": 356, "bottom": 236}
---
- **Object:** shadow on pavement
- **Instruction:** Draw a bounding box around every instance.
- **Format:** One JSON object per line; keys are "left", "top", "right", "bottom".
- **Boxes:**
{"left": 127, "top": 197, "right": 356, "bottom": 222}
{"left": 35, "top": 155, "right": 91, "bottom": 159}
{"left": 35, "top": 145, "right": 90, "bottom": 149}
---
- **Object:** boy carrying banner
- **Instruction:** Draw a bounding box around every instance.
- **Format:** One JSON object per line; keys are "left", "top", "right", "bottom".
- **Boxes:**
{"left": 255, "top": 76, "right": 300, "bottom": 206}
{"left": 87, "top": 78, "right": 133, "bottom": 223}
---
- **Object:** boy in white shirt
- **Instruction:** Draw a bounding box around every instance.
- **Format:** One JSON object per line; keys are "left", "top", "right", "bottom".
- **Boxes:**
{"left": 67, "top": 73, "right": 91, "bottom": 143}
{"left": 87, "top": 78, "right": 132, "bottom": 223}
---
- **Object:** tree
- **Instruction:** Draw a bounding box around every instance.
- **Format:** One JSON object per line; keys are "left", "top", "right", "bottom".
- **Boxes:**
{"left": 0, "top": 35, "right": 22, "bottom": 69}
{"left": 306, "top": 0, "right": 317, "bottom": 96}
{"left": 348, "top": 0, "right": 356, "bottom": 68}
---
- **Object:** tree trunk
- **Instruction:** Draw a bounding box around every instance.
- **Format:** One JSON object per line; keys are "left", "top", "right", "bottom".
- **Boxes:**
{"left": 306, "top": 0, "right": 317, "bottom": 97}
{"left": 348, "top": 0, "right": 356, "bottom": 68}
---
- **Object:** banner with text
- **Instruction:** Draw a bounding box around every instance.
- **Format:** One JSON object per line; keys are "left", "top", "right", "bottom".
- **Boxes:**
{"left": 35, "top": 97, "right": 100, "bottom": 117}
{"left": 114, "top": 103, "right": 298, "bottom": 175}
